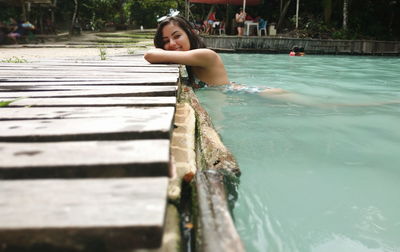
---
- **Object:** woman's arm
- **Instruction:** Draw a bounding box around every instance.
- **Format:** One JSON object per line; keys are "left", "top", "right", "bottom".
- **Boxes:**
{"left": 144, "top": 48, "right": 218, "bottom": 67}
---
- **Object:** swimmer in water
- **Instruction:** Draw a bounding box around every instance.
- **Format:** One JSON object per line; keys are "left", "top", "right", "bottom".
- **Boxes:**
{"left": 144, "top": 16, "right": 286, "bottom": 95}
{"left": 289, "top": 46, "right": 305, "bottom": 56}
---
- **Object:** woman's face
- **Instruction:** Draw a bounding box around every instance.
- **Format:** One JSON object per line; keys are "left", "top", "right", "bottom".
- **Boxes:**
{"left": 162, "top": 23, "right": 191, "bottom": 51}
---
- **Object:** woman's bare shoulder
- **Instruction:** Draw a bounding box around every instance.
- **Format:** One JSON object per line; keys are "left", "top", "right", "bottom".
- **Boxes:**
{"left": 189, "top": 48, "right": 219, "bottom": 60}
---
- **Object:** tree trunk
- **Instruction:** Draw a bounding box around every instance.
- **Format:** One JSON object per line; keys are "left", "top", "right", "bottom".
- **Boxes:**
{"left": 343, "top": 0, "right": 348, "bottom": 30}
{"left": 70, "top": 0, "right": 78, "bottom": 36}
{"left": 21, "top": 0, "right": 27, "bottom": 21}
{"left": 295, "top": 0, "right": 299, "bottom": 29}
{"left": 277, "top": 0, "right": 292, "bottom": 32}
{"left": 52, "top": 0, "right": 57, "bottom": 24}
{"left": 118, "top": 0, "right": 126, "bottom": 24}
{"left": 323, "top": 0, "right": 332, "bottom": 25}
{"left": 185, "top": 0, "right": 189, "bottom": 20}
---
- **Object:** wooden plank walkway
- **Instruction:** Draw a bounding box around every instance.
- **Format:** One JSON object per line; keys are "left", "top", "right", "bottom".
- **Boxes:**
{"left": 0, "top": 55, "right": 179, "bottom": 250}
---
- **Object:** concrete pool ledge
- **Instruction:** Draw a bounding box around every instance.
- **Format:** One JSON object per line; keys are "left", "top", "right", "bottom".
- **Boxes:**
{"left": 175, "top": 72, "right": 244, "bottom": 251}
{"left": 202, "top": 35, "right": 400, "bottom": 55}
{"left": 169, "top": 102, "right": 197, "bottom": 202}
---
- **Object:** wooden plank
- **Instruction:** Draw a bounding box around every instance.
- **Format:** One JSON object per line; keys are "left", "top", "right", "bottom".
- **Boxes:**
{"left": 0, "top": 97, "right": 176, "bottom": 107}
{"left": 0, "top": 140, "right": 170, "bottom": 178}
{"left": 0, "top": 61, "right": 176, "bottom": 67}
{"left": 0, "top": 106, "right": 174, "bottom": 120}
{"left": 0, "top": 63, "right": 174, "bottom": 67}
{"left": 0, "top": 86, "right": 177, "bottom": 98}
{"left": 0, "top": 111, "right": 174, "bottom": 141}
{"left": 0, "top": 73, "right": 178, "bottom": 78}
{"left": 0, "top": 178, "right": 168, "bottom": 250}
{"left": 0, "top": 79, "right": 177, "bottom": 86}
{"left": 0, "top": 76, "right": 179, "bottom": 82}
{"left": 0, "top": 62, "right": 172, "bottom": 68}
{"left": 0, "top": 85, "right": 178, "bottom": 92}
{"left": 0, "top": 70, "right": 179, "bottom": 76}
{"left": 0, "top": 75, "right": 179, "bottom": 84}
{"left": 0, "top": 61, "right": 175, "bottom": 66}
{"left": 0, "top": 67, "right": 179, "bottom": 73}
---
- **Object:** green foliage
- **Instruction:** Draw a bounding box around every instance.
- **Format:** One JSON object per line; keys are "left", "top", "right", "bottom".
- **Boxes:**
{"left": 99, "top": 48, "right": 107, "bottom": 60}
{"left": 1, "top": 57, "right": 28, "bottom": 63}
{"left": 127, "top": 48, "right": 136, "bottom": 54}
{"left": 93, "top": 30, "right": 154, "bottom": 44}
{"left": 0, "top": 98, "right": 24, "bottom": 107}
{"left": 6, "top": 0, "right": 398, "bottom": 40}
{"left": 74, "top": 0, "right": 184, "bottom": 30}
{"left": 331, "top": 29, "right": 356, "bottom": 40}
{"left": 96, "top": 33, "right": 154, "bottom": 39}
{"left": 129, "top": 0, "right": 184, "bottom": 28}
{"left": 0, "top": 100, "right": 14, "bottom": 107}
{"left": 0, "top": 5, "right": 19, "bottom": 21}
{"left": 93, "top": 38, "right": 139, "bottom": 43}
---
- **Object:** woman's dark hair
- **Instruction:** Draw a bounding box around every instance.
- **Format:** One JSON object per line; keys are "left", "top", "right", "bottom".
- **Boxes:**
{"left": 292, "top": 45, "right": 300, "bottom": 52}
{"left": 154, "top": 16, "right": 206, "bottom": 50}
{"left": 154, "top": 16, "right": 206, "bottom": 84}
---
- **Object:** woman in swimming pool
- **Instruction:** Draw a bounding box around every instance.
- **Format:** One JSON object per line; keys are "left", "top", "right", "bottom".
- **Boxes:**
{"left": 145, "top": 16, "right": 287, "bottom": 96}
{"left": 144, "top": 16, "right": 229, "bottom": 88}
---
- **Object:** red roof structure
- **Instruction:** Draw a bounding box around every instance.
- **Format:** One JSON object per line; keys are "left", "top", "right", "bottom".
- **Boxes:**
{"left": 189, "top": 0, "right": 261, "bottom": 5}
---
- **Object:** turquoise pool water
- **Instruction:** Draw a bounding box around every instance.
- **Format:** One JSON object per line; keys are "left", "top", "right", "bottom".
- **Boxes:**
{"left": 196, "top": 54, "right": 400, "bottom": 252}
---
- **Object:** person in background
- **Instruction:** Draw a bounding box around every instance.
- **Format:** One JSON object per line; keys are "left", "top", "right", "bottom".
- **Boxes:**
{"left": 7, "top": 20, "right": 35, "bottom": 44}
{"left": 289, "top": 46, "right": 305, "bottom": 56}
{"left": 235, "top": 8, "right": 246, "bottom": 36}
{"left": 193, "top": 17, "right": 204, "bottom": 33}
{"left": 205, "top": 11, "right": 217, "bottom": 35}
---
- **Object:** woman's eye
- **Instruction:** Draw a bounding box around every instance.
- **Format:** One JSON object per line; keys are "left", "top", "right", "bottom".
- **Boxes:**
{"left": 173, "top": 35, "right": 180, "bottom": 39}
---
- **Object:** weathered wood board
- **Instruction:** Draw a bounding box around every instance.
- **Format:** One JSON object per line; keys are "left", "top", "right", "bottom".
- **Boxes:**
{"left": 0, "top": 66, "right": 179, "bottom": 73}
{"left": 0, "top": 76, "right": 179, "bottom": 83}
{"left": 0, "top": 79, "right": 178, "bottom": 86}
{"left": 0, "top": 73, "right": 179, "bottom": 78}
{"left": 0, "top": 69, "right": 178, "bottom": 77}
{"left": 0, "top": 106, "right": 174, "bottom": 120}
{"left": 0, "top": 140, "right": 170, "bottom": 178}
{"left": 0, "top": 97, "right": 176, "bottom": 107}
{"left": 1, "top": 85, "right": 177, "bottom": 92}
{"left": 0, "top": 55, "right": 178, "bottom": 250}
{"left": 0, "top": 114, "right": 173, "bottom": 141}
{"left": 0, "top": 85, "right": 177, "bottom": 98}
{"left": 0, "top": 177, "right": 168, "bottom": 250}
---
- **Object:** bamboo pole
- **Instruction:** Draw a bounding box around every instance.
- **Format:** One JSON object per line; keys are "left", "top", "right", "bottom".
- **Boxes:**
{"left": 296, "top": 0, "right": 299, "bottom": 29}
